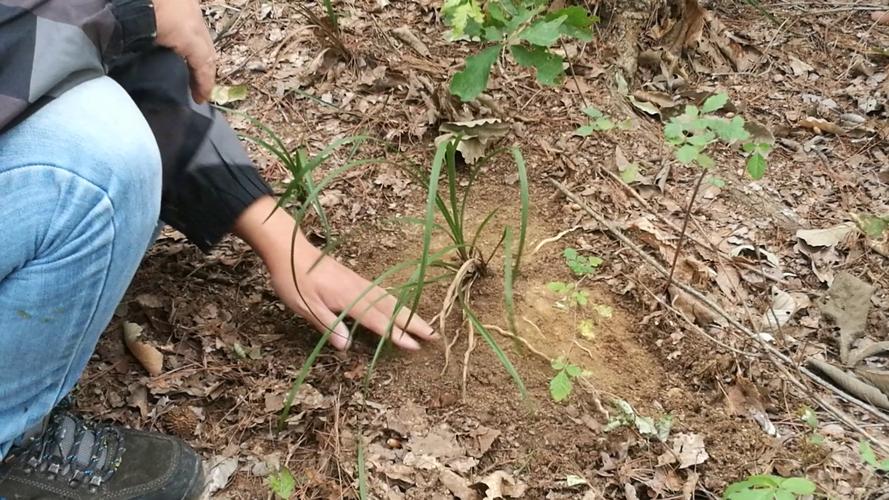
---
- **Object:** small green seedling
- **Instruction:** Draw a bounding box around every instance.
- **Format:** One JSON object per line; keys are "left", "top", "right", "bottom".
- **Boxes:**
{"left": 577, "top": 305, "right": 612, "bottom": 339}
{"left": 267, "top": 467, "right": 296, "bottom": 500}
{"left": 562, "top": 248, "right": 603, "bottom": 276}
{"left": 604, "top": 399, "right": 672, "bottom": 442}
{"left": 799, "top": 406, "right": 824, "bottom": 445}
{"left": 723, "top": 475, "right": 816, "bottom": 500}
{"left": 547, "top": 281, "right": 589, "bottom": 308}
{"left": 575, "top": 107, "right": 615, "bottom": 136}
{"left": 663, "top": 93, "right": 771, "bottom": 180}
{"left": 859, "top": 440, "right": 889, "bottom": 472}
{"left": 549, "top": 357, "right": 584, "bottom": 402}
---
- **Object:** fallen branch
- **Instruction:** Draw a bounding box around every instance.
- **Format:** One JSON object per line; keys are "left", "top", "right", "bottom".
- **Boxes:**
{"left": 550, "top": 178, "right": 889, "bottom": 453}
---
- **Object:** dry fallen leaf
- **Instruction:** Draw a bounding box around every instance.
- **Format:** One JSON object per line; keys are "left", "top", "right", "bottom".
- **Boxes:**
{"left": 476, "top": 470, "right": 527, "bottom": 499}
{"left": 440, "top": 468, "right": 479, "bottom": 500}
{"left": 672, "top": 433, "right": 709, "bottom": 469}
{"left": 759, "top": 287, "right": 797, "bottom": 331}
{"left": 725, "top": 379, "right": 778, "bottom": 437}
{"left": 818, "top": 272, "right": 875, "bottom": 364}
{"left": 203, "top": 456, "right": 239, "bottom": 497}
{"left": 122, "top": 322, "right": 163, "bottom": 376}
{"left": 796, "top": 223, "right": 857, "bottom": 247}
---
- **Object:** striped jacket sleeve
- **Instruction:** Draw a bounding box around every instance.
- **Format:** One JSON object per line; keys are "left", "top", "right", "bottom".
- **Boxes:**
{"left": 0, "top": 0, "right": 155, "bottom": 131}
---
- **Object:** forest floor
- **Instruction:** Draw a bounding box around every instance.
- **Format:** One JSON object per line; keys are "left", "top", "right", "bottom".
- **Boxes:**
{"left": 76, "top": 0, "right": 889, "bottom": 498}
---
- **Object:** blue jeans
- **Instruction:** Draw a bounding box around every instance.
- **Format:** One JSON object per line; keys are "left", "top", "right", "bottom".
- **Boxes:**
{"left": 0, "top": 77, "right": 162, "bottom": 456}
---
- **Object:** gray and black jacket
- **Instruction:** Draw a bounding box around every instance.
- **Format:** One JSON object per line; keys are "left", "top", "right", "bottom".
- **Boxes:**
{"left": 0, "top": 0, "right": 272, "bottom": 251}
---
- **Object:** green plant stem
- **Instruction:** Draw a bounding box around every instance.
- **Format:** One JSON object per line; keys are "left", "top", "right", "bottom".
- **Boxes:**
{"left": 663, "top": 168, "right": 707, "bottom": 296}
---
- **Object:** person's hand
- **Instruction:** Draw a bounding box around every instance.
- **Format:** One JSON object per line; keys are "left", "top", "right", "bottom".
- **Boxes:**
{"left": 233, "top": 197, "right": 437, "bottom": 350}
{"left": 153, "top": 0, "right": 216, "bottom": 103}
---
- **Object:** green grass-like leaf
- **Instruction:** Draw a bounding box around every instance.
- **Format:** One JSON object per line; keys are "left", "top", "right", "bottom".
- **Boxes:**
{"left": 463, "top": 305, "right": 527, "bottom": 398}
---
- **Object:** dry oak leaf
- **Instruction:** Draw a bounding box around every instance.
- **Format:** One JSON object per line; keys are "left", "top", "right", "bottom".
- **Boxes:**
{"left": 122, "top": 322, "right": 163, "bottom": 376}
{"left": 475, "top": 470, "right": 527, "bottom": 499}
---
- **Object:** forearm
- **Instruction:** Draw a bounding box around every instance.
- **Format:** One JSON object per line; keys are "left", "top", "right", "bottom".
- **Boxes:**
{"left": 232, "top": 196, "right": 315, "bottom": 277}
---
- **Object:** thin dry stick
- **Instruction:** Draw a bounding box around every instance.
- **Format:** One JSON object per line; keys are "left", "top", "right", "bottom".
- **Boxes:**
{"left": 638, "top": 284, "right": 762, "bottom": 358}
{"left": 664, "top": 168, "right": 708, "bottom": 295}
{"left": 599, "top": 167, "right": 788, "bottom": 285}
{"left": 550, "top": 178, "right": 889, "bottom": 453}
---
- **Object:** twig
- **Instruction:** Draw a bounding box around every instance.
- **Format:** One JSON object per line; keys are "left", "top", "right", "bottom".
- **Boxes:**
{"left": 638, "top": 284, "right": 763, "bottom": 358}
{"left": 550, "top": 178, "right": 889, "bottom": 452}
{"left": 599, "top": 167, "right": 788, "bottom": 285}
{"left": 664, "top": 169, "right": 708, "bottom": 295}
{"left": 532, "top": 225, "right": 583, "bottom": 254}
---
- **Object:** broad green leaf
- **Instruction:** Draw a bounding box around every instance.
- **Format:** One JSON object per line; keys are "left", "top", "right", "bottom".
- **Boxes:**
{"left": 688, "top": 131, "right": 715, "bottom": 147}
{"left": 574, "top": 124, "right": 595, "bottom": 137}
{"left": 701, "top": 93, "right": 729, "bottom": 113}
{"left": 860, "top": 440, "right": 879, "bottom": 467}
{"left": 727, "top": 489, "right": 774, "bottom": 500}
{"left": 664, "top": 121, "right": 685, "bottom": 141}
{"left": 267, "top": 468, "right": 296, "bottom": 500}
{"left": 595, "top": 117, "right": 614, "bottom": 131}
{"left": 441, "top": 0, "right": 484, "bottom": 38}
{"left": 547, "top": 6, "right": 597, "bottom": 41}
{"left": 578, "top": 319, "right": 595, "bottom": 339}
{"left": 582, "top": 106, "right": 603, "bottom": 118}
{"left": 547, "top": 281, "right": 570, "bottom": 293}
{"left": 587, "top": 256, "right": 603, "bottom": 267}
{"left": 685, "top": 104, "right": 700, "bottom": 117}
{"left": 747, "top": 152, "right": 767, "bottom": 180}
{"left": 550, "top": 370, "right": 572, "bottom": 401}
{"left": 675, "top": 144, "right": 699, "bottom": 164}
{"left": 450, "top": 45, "right": 501, "bottom": 102}
{"left": 707, "top": 176, "right": 726, "bottom": 188}
{"left": 717, "top": 115, "right": 750, "bottom": 142}
{"left": 620, "top": 163, "right": 639, "bottom": 184}
{"left": 696, "top": 152, "right": 715, "bottom": 169}
{"left": 510, "top": 44, "right": 564, "bottom": 85}
{"left": 573, "top": 290, "right": 589, "bottom": 306}
{"left": 742, "top": 142, "right": 757, "bottom": 153}
{"left": 746, "top": 475, "right": 781, "bottom": 487}
{"left": 551, "top": 357, "right": 567, "bottom": 370}
{"left": 773, "top": 491, "right": 795, "bottom": 500}
{"left": 211, "top": 84, "right": 249, "bottom": 105}
{"left": 518, "top": 15, "right": 567, "bottom": 47}
{"left": 563, "top": 248, "right": 578, "bottom": 259}
{"left": 565, "top": 364, "right": 582, "bottom": 377}
{"left": 779, "top": 477, "right": 816, "bottom": 495}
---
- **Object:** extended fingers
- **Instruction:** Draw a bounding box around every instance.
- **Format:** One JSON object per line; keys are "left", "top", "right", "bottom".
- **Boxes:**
{"left": 348, "top": 299, "right": 422, "bottom": 351}
{"left": 345, "top": 279, "right": 436, "bottom": 342}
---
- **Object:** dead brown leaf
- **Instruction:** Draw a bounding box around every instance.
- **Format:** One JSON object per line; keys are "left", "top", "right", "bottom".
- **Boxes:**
{"left": 123, "top": 322, "right": 163, "bottom": 376}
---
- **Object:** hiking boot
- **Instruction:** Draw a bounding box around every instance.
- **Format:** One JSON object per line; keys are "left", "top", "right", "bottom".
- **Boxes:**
{"left": 0, "top": 409, "right": 204, "bottom": 499}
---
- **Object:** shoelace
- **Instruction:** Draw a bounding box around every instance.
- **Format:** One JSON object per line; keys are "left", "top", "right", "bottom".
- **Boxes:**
{"left": 15, "top": 411, "right": 125, "bottom": 491}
